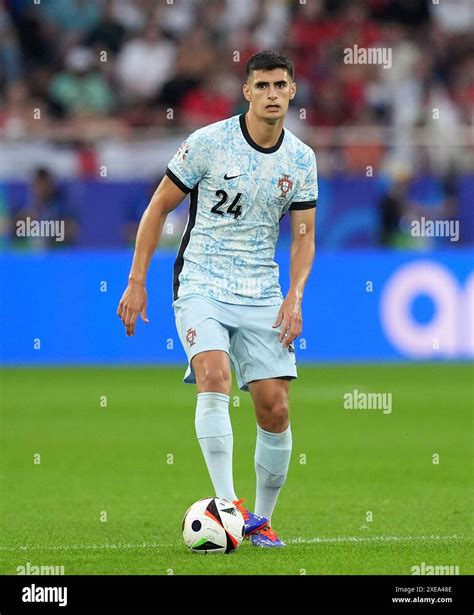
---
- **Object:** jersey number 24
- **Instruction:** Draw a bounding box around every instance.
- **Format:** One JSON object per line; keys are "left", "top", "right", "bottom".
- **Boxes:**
{"left": 211, "top": 190, "right": 243, "bottom": 219}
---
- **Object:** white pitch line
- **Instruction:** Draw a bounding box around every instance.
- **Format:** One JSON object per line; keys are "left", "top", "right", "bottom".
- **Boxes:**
{"left": 0, "top": 534, "right": 469, "bottom": 553}
{"left": 0, "top": 541, "right": 174, "bottom": 553}
{"left": 286, "top": 534, "right": 469, "bottom": 545}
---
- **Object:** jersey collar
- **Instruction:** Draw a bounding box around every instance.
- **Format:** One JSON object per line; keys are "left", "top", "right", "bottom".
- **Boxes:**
{"left": 239, "top": 113, "right": 285, "bottom": 154}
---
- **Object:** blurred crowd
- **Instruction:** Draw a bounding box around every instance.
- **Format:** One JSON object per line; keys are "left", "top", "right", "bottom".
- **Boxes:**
{"left": 0, "top": 0, "right": 472, "bottom": 140}
{"left": 0, "top": 0, "right": 472, "bottom": 251}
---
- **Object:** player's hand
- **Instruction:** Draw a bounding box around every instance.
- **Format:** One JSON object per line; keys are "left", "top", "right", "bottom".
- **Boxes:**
{"left": 272, "top": 289, "right": 302, "bottom": 348}
{"left": 117, "top": 281, "right": 149, "bottom": 337}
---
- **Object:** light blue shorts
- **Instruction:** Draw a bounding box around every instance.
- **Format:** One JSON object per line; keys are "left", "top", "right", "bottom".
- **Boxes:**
{"left": 173, "top": 293, "right": 297, "bottom": 392}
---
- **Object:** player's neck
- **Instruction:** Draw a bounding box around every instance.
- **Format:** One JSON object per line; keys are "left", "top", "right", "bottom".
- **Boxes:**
{"left": 244, "top": 111, "right": 284, "bottom": 149}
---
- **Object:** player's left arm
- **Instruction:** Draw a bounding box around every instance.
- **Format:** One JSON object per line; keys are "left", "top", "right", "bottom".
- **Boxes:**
{"left": 273, "top": 207, "right": 316, "bottom": 348}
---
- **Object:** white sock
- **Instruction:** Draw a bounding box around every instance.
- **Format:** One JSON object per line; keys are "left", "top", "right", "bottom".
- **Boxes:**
{"left": 254, "top": 424, "right": 292, "bottom": 521}
{"left": 195, "top": 392, "right": 237, "bottom": 503}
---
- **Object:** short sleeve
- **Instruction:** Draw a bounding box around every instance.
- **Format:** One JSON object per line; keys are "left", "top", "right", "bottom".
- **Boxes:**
{"left": 166, "top": 130, "right": 208, "bottom": 194}
{"left": 289, "top": 150, "right": 318, "bottom": 211}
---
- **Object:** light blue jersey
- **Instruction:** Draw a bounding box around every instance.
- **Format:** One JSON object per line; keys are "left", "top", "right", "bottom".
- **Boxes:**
{"left": 166, "top": 114, "right": 318, "bottom": 306}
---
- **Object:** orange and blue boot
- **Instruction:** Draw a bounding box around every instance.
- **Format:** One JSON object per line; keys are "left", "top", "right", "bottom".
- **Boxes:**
{"left": 250, "top": 525, "right": 286, "bottom": 547}
{"left": 233, "top": 499, "right": 269, "bottom": 537}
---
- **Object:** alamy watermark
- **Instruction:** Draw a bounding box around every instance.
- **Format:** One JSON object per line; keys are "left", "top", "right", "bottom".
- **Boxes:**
{"left": 16, "top": 217, "right": 65, "bottom": 242}
{"left": 343, "top": 45, "right": 392, "bottom": 70}
{"left": 344, "top": 389, "right": 392, "bottom": 414}
{"left": 22, "top": 584, "right": 67, "bottom": 607}
{"left": 18, "top": 561, "right": 66, "bottom": 608}
{"left": 17, "top": 561, "right": 65, "bottom": 575}
{"left": 411, "top": 217, "right": 459, "bottom": 242}
{"left": 411, "top": 562, "right": 459, "bottom": 575}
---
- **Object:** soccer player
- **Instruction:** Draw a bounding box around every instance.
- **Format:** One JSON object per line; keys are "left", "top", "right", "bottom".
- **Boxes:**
{"left": 117, "top": 50, "right": 317, "bottom": 547}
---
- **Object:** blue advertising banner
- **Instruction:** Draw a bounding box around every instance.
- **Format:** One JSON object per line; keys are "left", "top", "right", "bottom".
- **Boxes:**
{"left": 1, "top": 250, "right": 472, "bottom": 364}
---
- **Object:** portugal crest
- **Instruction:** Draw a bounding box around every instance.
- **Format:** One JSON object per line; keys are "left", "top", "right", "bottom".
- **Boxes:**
{"left": 186, "top": 327, "right": 197, "bottom": 347}
{"left": 278, "top": 174, "right": 293, "bottom": 197}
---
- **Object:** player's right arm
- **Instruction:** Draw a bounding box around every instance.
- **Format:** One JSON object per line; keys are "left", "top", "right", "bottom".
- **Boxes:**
{"left": 117, "top": 175, "right": 187, "bottom": 337}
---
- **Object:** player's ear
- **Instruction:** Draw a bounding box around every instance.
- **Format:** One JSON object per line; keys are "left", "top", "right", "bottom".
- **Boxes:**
{"left": 289, "top": 81, "right": 296, "bottom": 100}
{"left": 243, "top": 82, "right": 251, "bottom": 102}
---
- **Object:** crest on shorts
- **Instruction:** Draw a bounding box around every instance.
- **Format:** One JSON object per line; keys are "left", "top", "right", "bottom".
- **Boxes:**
{"left": 186, "top": 327, "right": 197, "bottom": 347}
{"left": 278, "top": 174, "right": 293, "bottom": 197}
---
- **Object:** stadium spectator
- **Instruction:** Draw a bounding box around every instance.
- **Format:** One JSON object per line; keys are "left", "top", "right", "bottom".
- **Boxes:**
{"left": 42, "top": 0, "right": 101, "bottom": 38}
{"left": 0, "top": 80, "right": 44, "bottom": 138}
{"left": 83, "top": 0, "right": 126, "bottom": 55}
{"left": 379, "top": 161, "right": 460, "bottom": 249}
{"left": 155, "top": 0, "right": 196, "bottom": 39}
{"left": 14, "top": 167, "right": 79, "bottom": 249}
{"left": 310, "top": 74, "right": 359, "bottom": 126}
{"left": 0, "top": 0, "right": 23, "bottom": 82}
{"left": 111, "top": 0, "right": 149, "bottom": 33}
{"left": 379, "top": 164, "right": 416, "bottom": 248}
{"left": 156, "top": 45, "right": 204, "bottom": 111}
{"left": 368, "top": 0, "right": 431, "bottom": 28}
{"left": 180, "top": 70, "right": 235, "bottom": 127}
{"left": 431, "top": 0, "right": 473, "bottom": 33}
{"left": 48, "top": 46, "right": 115, "bottom": 117}
{"left": 116, "top": 23, "right": 176, "bottom": 102}
{"left": 5, "top": 0, "right": 60, "bottom": 71}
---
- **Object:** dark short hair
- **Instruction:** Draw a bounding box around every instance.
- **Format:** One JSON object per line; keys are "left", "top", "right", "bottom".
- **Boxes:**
{"left": 245, "top": 50, "right": 294, "bottom": 82}
{"left": 34, "top": 167, "right": 53, "bottom": 181}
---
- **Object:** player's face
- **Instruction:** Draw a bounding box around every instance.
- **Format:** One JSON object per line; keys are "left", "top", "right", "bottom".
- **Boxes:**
{"left": 243, "top": 68, "right": 296, "bottom": 121}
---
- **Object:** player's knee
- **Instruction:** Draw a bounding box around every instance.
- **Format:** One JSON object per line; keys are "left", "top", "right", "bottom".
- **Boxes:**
{"left": 258, "top": 395, "right": 289, "bottom": 432}
{"left": 198, "top": 365, "right": 231, "bottom": 393}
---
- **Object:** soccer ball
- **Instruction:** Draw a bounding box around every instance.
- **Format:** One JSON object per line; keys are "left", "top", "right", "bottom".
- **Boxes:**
{"left": 182, "top": 497, "right": 245, "bottom": 554}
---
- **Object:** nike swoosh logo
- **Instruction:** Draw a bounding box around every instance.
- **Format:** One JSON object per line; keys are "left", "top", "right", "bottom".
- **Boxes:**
{"left": 224, "top": 173, "right": 244, "bottom": 180}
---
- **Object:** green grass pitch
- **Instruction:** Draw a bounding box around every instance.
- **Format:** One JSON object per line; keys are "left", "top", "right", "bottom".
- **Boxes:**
{"left": 0, "top": 364, "right": 472, "bottom": 575}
